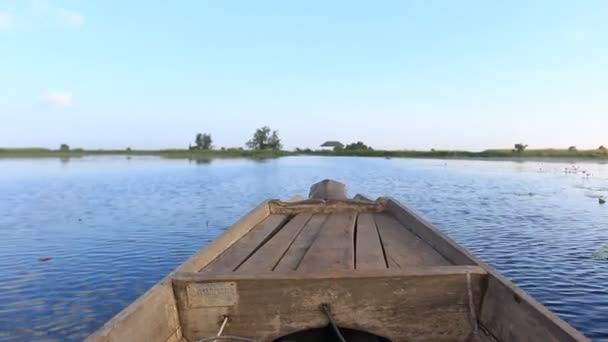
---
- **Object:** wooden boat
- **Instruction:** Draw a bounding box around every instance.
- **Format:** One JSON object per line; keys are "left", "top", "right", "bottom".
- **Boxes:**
{"left": 86, "top": 180, "right": 588, "bottom": 342}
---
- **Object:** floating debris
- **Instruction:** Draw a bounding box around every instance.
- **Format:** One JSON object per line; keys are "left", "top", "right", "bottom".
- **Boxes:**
{"left": 38, "top": 257, "right": 52, "bottom": 262}
{"left": 600, "top": 197, "right": 606, "bottom": 205}
{"left": 592, "top": 246, "right": 608, "bottom": 260}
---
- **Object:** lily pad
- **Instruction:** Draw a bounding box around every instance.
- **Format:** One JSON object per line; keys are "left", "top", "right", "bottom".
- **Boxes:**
{"left": 592, "top": 245, "right": 608, "bottom": 260}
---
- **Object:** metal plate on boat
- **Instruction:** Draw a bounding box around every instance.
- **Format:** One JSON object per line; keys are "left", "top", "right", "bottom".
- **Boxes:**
{"left": 186, "top": 282, "right": 238, "bottom": 308}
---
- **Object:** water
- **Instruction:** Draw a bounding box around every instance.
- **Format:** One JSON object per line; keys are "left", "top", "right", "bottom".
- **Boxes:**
{"left": 0, "top": 156, "right": 607, "bottom": 341}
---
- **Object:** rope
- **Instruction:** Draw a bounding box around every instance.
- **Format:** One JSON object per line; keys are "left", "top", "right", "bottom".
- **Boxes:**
{"left": 217, "top": 316, "right": 229, "bottom": 337}
{"left": 197, "top": 337, "right": 258, "bottom": 342}
{"left": 321, "top": 304, "right": 347, "bottom": 342}
{"left": 466, "top": 271, "right": 479, "bottom": 335}
{"left": 195, "top": 315, "right": 259, "bottom": 342}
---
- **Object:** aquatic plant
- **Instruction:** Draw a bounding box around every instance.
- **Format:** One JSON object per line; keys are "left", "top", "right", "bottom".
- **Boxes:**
{"left": 592, "top": 245, "right": 608, "bottom": 260}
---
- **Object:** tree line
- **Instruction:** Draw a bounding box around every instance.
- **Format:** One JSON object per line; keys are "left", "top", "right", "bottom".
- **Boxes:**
{"left": 190, "top": 126, "right": 282, "bottom": 151}
{"left": 513, "top": 143, "right": 607, "bottom": 153}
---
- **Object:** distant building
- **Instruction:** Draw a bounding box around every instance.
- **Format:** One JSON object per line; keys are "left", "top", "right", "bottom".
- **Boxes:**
{"left": 320, "top": 141, "right": 344, "bottom": 150}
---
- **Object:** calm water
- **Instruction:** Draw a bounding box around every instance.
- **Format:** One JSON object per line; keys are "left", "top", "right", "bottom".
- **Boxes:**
{"left": 0, "top": 156, "right": 607, "bottom": 341}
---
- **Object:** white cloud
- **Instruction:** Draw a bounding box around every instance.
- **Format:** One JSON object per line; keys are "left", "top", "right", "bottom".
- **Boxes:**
{"left": 43, "top": 91, "right": 74, "bottom": 108}
{"left": 0, "top": 12, "right": 12, "bottom": 29}
{"left": 3, "top": 1, "right": 85, "bottom": 30}
{"left": 57, "top": 8, "right": 84, "bottom": 27}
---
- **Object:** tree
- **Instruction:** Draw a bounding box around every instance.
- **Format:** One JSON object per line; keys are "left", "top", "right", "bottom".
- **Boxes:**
{"left": 568, "top": 146, "right": 577, "bottom": 152}
{"left": 599, "top": 145, "right": 606, "bottom": 153}
{"left": 344, "top": 141, "right": 373, "bottom": 150}
{"left": 59, "top": 144, "right": 70, "bottom": 151}
{"left": 246, "top": 126, "right": 282, "bottom": 150}
{"left": 194, "top": 133, "right": 213, "bottom": 150}
{"left": 513, "top": 143, "right": 527, "bottom": 153}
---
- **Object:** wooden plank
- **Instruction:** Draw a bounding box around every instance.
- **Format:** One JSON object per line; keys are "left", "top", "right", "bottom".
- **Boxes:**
{"left": 172, "top": 266, "right": 487, "bottom": 342}
{"left": 165, "top": 328, "right": 184, "bottom": 342}
{"left": 236, "top": 213, "right": 312, "bottom": 273}
{"left": 297, "top": 212, "right": 357, "bottom": 272}
{"left": 202, "top": 214, "right": 290, "bottom": 273}
{"left": 375, "top": 213, "right": 451, "bottom": 268}
{"left": 269, "top": 198, "right": 386, "bottom": 215}
{"left": 385, "top": 197, "right": 589, "bottom": 341}
{"left": 385, "top": 198, "right": 476, "bottom": 265}
{"left": 85, "top": 200, "right": 271, "bottom": 342}
{"left": 84, "top": 282, "right": 180, "bottom": 342}
{"left": 355, "top": 213, "right": 387, "bottom": 270}
{"left": 309, "top": 179, "right": 347, "bottom": 199}
{"left": 274, "top": 214, "right": 328, "bottom": 272}
{"left": 479, "top": 276, "right": 589, "bottom": 342}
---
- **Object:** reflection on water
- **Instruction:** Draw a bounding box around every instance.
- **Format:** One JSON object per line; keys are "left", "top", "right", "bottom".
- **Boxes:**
{"left": 0, "top": 156, "right": 607, "bottom": 341}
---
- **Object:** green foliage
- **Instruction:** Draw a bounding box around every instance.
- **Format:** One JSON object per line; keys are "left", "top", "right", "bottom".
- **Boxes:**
{"left": 246, "top": 126, "right": 282, "bottom": 150}
{"left": 568, "top": 146, "right": 577, "bottom": 152}
{"left": 195, "top": 133, "right": 213, "bottom": 150}
{"left": 344, "top": 141, "right": 372, "bottom": 151}
{"left": 2, "top": 146, "right": 608, "bottom": 161}
{"left": 599, "top": 145, "right": 606, "bottom": 153}
{"left": 513, "top": 143, "right": 528, "bottom": 153}
{"left": 59, "top": 144, "right": 70, "bottom": 151}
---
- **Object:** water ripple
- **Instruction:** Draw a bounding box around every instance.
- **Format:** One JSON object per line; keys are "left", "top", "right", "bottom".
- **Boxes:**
{"left": 0, "top": 156, "right": 607, "bottom": 341}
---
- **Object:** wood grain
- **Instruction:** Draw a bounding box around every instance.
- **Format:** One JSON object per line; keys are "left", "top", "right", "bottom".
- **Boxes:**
{"left": 236, "top": 213, "right": 312, "bottom": 273}
{"left": 297, "top": 212, "right": 357, "bottom": 272}
{"left": 309, "top": 179, "right": 347, "bottom": 199}
{"left": 172, "top": 267, "right": 487, "bottom": 342}
{"left": 479, "top": 276, "right": 588, "bottom": 342}
{"left": 274, "top": 214, "right": 328, "bottom": 272}
{"left": 375, "top": 213, "right": 450, "bottom": 268}
{"left": 385, "top": 198, "right": 476, "bottom": 265}
{"left": 355, "top": 213, "right": 387, "bottom": 270}
{"left": 269, "top": 199, "right": 385, "bottom": 215}
{"left": 202, "top": 214, "right": 290, "bottom": 273}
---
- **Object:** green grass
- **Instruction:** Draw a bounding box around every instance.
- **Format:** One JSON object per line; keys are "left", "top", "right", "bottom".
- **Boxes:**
{"left": 1, "top": 147, "right": 607, "bottom": 160}
{"left": 298, "top": 148, "right": 608, "bottom": 159}
{"left": 0, "top": 147, "right": 290, "bottom": 159}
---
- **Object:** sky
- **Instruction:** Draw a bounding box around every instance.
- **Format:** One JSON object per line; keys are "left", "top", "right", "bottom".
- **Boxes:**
{"left": 1, "top": 1, "right": 607, "bottom": 151}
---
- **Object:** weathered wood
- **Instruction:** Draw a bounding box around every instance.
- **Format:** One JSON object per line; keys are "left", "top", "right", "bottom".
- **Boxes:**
{"left": 172, "top": 267, "right": 487, "bottom": 342}
{"left": 468, "top": 333, "right": 498, "bottom": 342}
{"left": 85, "top": 200, "right": 271, "bottom": 342}
{"left": 375, "top": 213, "right": 451, "bottom": 268}
{"left": 269, "top": 198, "right": 385, "bottom": 215}
{"left": 309, "top": 179, "right": 348, "bottom": 199}
{"left": 274, "top": 214, "right": 328, "bottom": 272}
{"left": 89, "top": 184, "right": 590, "bottom": 342}
{"left": 354, "top": 193, "right": 373, "bottom": 201}
{"left": 385, "top": 198, "right": 476, "bottom": 265}
{"left": 355, "top": 213, "right": 387, "bottom": 270}
{"left": 202, "top": 214, "right": 290, "bottom": 273}
{"left": 385, "top": 197, "right": 589, "bottom": 341}
{"left": 165, "top": 328, "right": 184, "bottom": 342}
{"left": 236, "top": 213, "right": 312, "bottom": 273}
{"left": 84, "top": 281, "right": 180, "bottom": 342}
{"left": 297, "top": 212, "right": 357, "bottom": 272}
{"left": 479, "top": 276, "right": 588, "bottom": 342}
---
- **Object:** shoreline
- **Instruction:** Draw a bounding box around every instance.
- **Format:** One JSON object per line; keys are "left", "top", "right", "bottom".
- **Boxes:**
{"left": 1, "top": 148, "right": 608, "bottom": 162}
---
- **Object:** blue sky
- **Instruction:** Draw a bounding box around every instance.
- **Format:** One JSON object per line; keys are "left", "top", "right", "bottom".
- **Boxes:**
{"left": 1, "top": 1, "right": 607, "bottom": 151}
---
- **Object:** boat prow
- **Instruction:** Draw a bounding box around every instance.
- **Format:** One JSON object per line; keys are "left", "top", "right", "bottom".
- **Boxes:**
{"left": 86, "top": 179, "right": 588, "bottom": 342}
